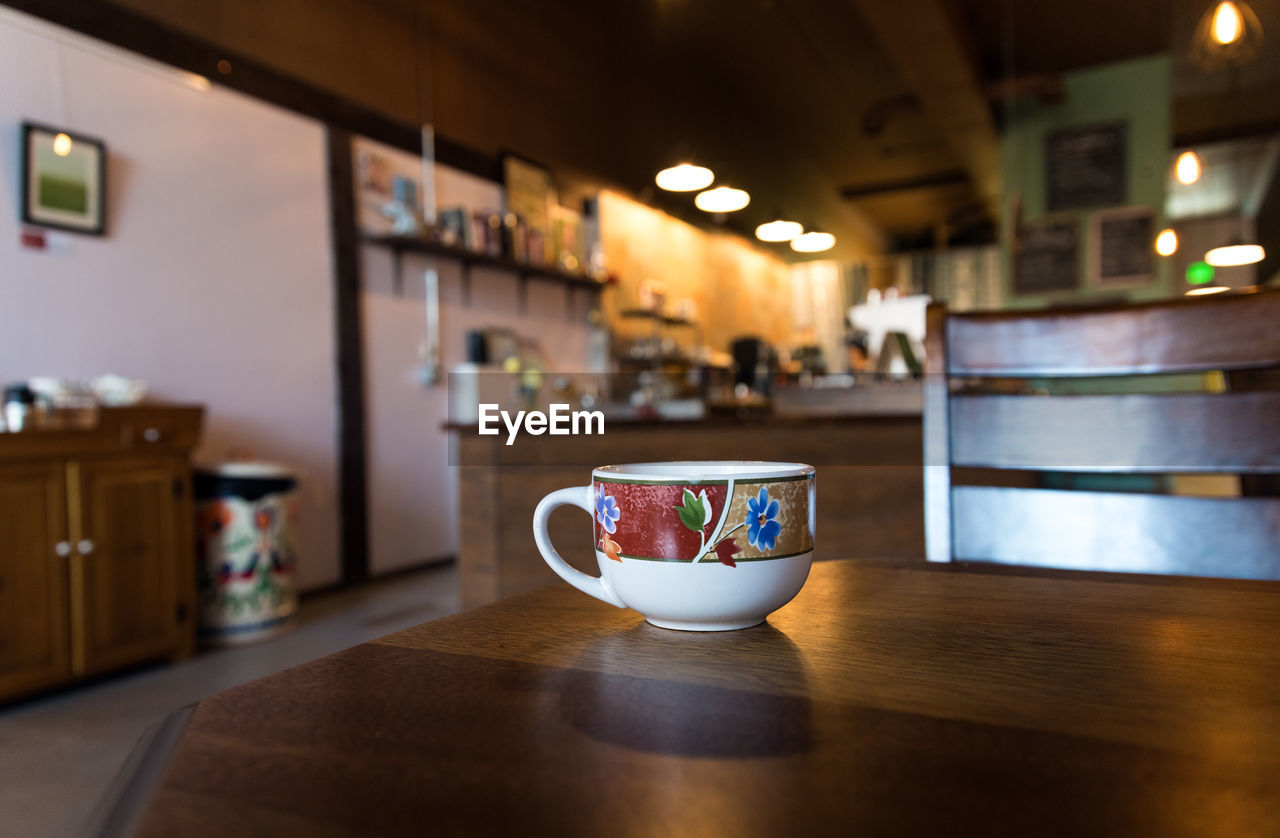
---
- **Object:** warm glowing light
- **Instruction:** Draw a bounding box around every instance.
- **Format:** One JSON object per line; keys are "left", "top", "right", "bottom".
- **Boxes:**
{"left": 1175, "top": 150, "right": 1201, "bottom": 185}
{"left": 1212, "top": 1, "right": 1244, "bottom": 44}
{"left": 1191, "top": 0, "right": 1260, "bottom": 68}
{"left": 790, "top": 231, "right": 836, "bottom": 253}
{"left": 1155, "top": 228, "right": 1178, "bottom": 256}
{"left": 655, "top": 164, "right": 714, "bottom": 192}
{"left": 694, "top": 186, "right": 749, "bottom": 212}
{"left": 755, "top": 220, "right": 803, "bottom": 242}
{"left": 52, "top": 133, "right": 72, "bottom": 156}
{"left": 1186, "top": 285, "right": 1230, "bottom": 296}
{"left": 1205, "top": 243, "right": 1265, "bottom": 266}
{"left": 185, "top": 73, "right": 212, "bottom": 92}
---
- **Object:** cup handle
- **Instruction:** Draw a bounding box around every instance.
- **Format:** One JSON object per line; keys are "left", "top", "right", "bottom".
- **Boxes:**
{"left": 533, "top": 486, "right": 627, "bottom": 608}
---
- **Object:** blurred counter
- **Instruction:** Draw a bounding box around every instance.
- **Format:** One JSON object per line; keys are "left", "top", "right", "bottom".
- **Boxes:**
{"left": 451, "top": 410, "right": 923, "bottom": 608}
{"left": 772, "top": 379, "right": 923, "bottom": 417}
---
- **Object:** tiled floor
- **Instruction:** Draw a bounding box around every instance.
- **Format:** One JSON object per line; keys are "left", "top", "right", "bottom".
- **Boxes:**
{"left": 0, "top": 562, "right": 460, "bottom": 838}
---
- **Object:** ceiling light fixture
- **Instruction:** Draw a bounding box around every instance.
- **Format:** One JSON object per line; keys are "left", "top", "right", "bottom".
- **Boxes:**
{"left": 694, "top": 186, "right": 749, "bottom": 213}
{"left": 1174, "top": 150, "right": 1201, "bottom": 185}
{"left": 1186, "top": 285, "right": 1231, "bottom": 296}
{"left": 790, "top": 231, "right": 836, "bottom": 253}
{"left": 52, "top": 133, "right": 72, "bottom": 157}
{"left": 1192, "top": 1, "right": 1263, "bottom": 67}
{"left": 655, "top": 163, "right": 714, "bottom": 192}
{"left": 755, "top": 219, "right": 803, "bottom": 242}
{"left": 1205, "top": 241, "right": 1265, "bottom": 266}
{"left": 1213, "top": 1, "right": 1244, "bottom": 44}
{"left": 1155, "top": 228, "right": 1179, "bottom": 256}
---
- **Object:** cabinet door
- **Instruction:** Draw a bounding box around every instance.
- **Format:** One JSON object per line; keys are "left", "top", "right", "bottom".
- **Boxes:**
{"left": 0, "top": 461, "right": 71, "bottom": 700}
{"left": 69, "top": 459, "right": 182, "bottom": 675}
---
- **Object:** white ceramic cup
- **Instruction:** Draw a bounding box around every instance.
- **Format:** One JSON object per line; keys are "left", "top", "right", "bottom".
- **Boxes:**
{"left": 533, "top": 461, "right": 816, "bottom": 631}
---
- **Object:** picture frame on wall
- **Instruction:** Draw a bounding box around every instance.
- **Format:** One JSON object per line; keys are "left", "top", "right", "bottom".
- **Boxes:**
{"left": 1012, "top": 216, "right": 1079, "bottom": 295}
{"left": 1044, "top": 120, "right": 1127, "bottom": 212}
{"left": 501, "top": 151, "right": 556, "bottom": 261}
{"left": 21, "top": 122, "right": 106, "bottom": 236}
{"left": 1090, "top": 206, "right": 1155, "bottom": 287}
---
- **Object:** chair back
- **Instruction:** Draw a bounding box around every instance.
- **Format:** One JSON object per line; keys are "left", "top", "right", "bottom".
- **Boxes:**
{"left": 924, "top": 289, "right": 1280, "bottom": 579}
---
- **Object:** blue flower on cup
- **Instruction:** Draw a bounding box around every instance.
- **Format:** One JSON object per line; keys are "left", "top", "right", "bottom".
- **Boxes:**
{"left": 595, "top": 487, "right": 621, "bottom": 534}
{"left": 747, "top": 487, "right": 781, "bottom": 551}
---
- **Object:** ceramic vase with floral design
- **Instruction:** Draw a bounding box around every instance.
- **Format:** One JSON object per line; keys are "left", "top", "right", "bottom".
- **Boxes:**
{"left": 194, "top": 464, "right": 300, "bottom": 645}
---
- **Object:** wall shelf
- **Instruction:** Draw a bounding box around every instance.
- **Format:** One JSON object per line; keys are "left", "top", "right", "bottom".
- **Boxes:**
{"left": 618, "top": 308, "right": 697, "bottom": 328}
{"left": 363, "top": 233, "right": 605, "bottom": 315}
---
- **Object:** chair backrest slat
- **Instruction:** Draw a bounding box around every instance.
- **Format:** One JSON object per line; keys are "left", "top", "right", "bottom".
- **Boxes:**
{"left": 924, "top": 304, "right": 952, "bottom": 563}
{"left": 926, "top": 289, "right": 1280, "bottom": 578}
{"left": 950, "top": 392, "right": 1280, "bottom": 473}
{"left": 953, "top": 486, "right": 1280, "bottom": 580}
{"left": 948, "top": 291, "right": 1280, "bottom": 376}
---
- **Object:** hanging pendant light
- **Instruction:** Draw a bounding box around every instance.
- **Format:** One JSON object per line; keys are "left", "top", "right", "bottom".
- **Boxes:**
{"left": 755, "top": 219, "right": 803, "bottom": 242}
{"left": 1174, "top": 150, "right": 1201, "bottom": 185}
{"left": 655, "top": 163, "right": 714, "bottom": 192}
{"left": 790, "top": 231, "right": 836, "bottom": 253}
{"left": 694, "top": 186, "right": 750, "bottom": 213}
{"left": 1191, "top": 1, "right": 1264, "bottom": 68}
{"left": 1205, "top": 241, "right": 1265, "bottom": 266}
{"left": 1213, "top": 1, "right": 1245, "bottom": 44}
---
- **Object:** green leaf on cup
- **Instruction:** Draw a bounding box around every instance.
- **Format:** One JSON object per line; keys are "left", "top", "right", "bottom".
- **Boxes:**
{"left": 674, "top": 488, "right": 708, "bottom": 532}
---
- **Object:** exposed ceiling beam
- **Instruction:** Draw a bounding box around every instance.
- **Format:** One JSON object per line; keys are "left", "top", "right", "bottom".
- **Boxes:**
{"left": 850, "top": 0, "right": 1001, "bottom": 217}
{"left": 840, "top": 169, "right": 969, "bottom": 200}
{"left": 984, "top": 73, "right": 1065, "bottom": 105}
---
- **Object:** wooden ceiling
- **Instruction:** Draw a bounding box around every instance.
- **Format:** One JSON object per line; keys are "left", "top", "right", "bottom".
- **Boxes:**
{"left": 90, "top": 0, "right": 1280, "bottom": 258}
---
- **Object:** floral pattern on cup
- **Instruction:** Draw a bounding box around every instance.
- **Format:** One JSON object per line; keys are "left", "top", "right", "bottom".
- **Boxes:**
{"left": 592, "top": 477, "right": 812, "bottom": 568}
{"left": 594, "top": 486, "right": 620, "bottom": 533}
{"left": 746, "top": 487, "right": 781, "bottom": 551}
{"left": 594, "top": 486, "right": 624, "bottom": 562}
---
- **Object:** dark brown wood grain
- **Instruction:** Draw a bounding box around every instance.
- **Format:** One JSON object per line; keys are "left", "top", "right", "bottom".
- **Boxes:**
{"left": 0, "top": 407, "right": 203, "bottom": 703}
{"left": 0, "top": 460, "right": 69, "bottom": 699}
{"left": 125, "top": 561, "right": 1280, "bottom": 837}
{"left": 326, "top": 127, "right": 370, "bottom": 584}
{"left": 947, "top": 287, "right": 1280, "bottom": 376}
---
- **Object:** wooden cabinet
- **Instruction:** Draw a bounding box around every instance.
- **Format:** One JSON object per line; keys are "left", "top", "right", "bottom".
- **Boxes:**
{"left": 70, "top": 458, "right": 187, "bottom": 676}
{"left": 0, "top": 407, "right": 202, "bottom": 703}
{"left": 0, "top": 461, "right": 70, "bottom": 699}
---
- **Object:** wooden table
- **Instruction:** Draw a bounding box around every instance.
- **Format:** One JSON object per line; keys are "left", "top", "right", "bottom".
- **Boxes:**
{"left": 102, "top": 561, "right": 1280, "bottom": 836}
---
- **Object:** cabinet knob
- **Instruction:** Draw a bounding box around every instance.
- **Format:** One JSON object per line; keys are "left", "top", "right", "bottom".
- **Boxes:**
{"left": 55, "top": 541, "right": 72, "bottom": 557}
{"left": 77, "top": 539, "right": 95, "bottom": 555}
{"left": 142, "top": 427, "right": 161, "bottom": 442}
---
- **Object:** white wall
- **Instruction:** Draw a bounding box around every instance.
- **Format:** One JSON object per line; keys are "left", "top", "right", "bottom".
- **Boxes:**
{"left": 0, "top": 10, "right": 342, "bottom": 589}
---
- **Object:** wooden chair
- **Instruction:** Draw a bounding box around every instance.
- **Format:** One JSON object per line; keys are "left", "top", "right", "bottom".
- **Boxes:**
{"left": 924, "top": 288, "right": 1280, "bottom": 579}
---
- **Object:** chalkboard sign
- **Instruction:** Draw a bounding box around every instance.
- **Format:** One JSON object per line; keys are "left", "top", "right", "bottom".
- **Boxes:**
{"left": 1045, "top": 121, "right": 1127, "bottom": 211}
{"left": 1093, "top": 208, "right": 1154, "bottom": 286}
{"left": 1014, "top": 218, "right": 1079, "bottom": 294}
